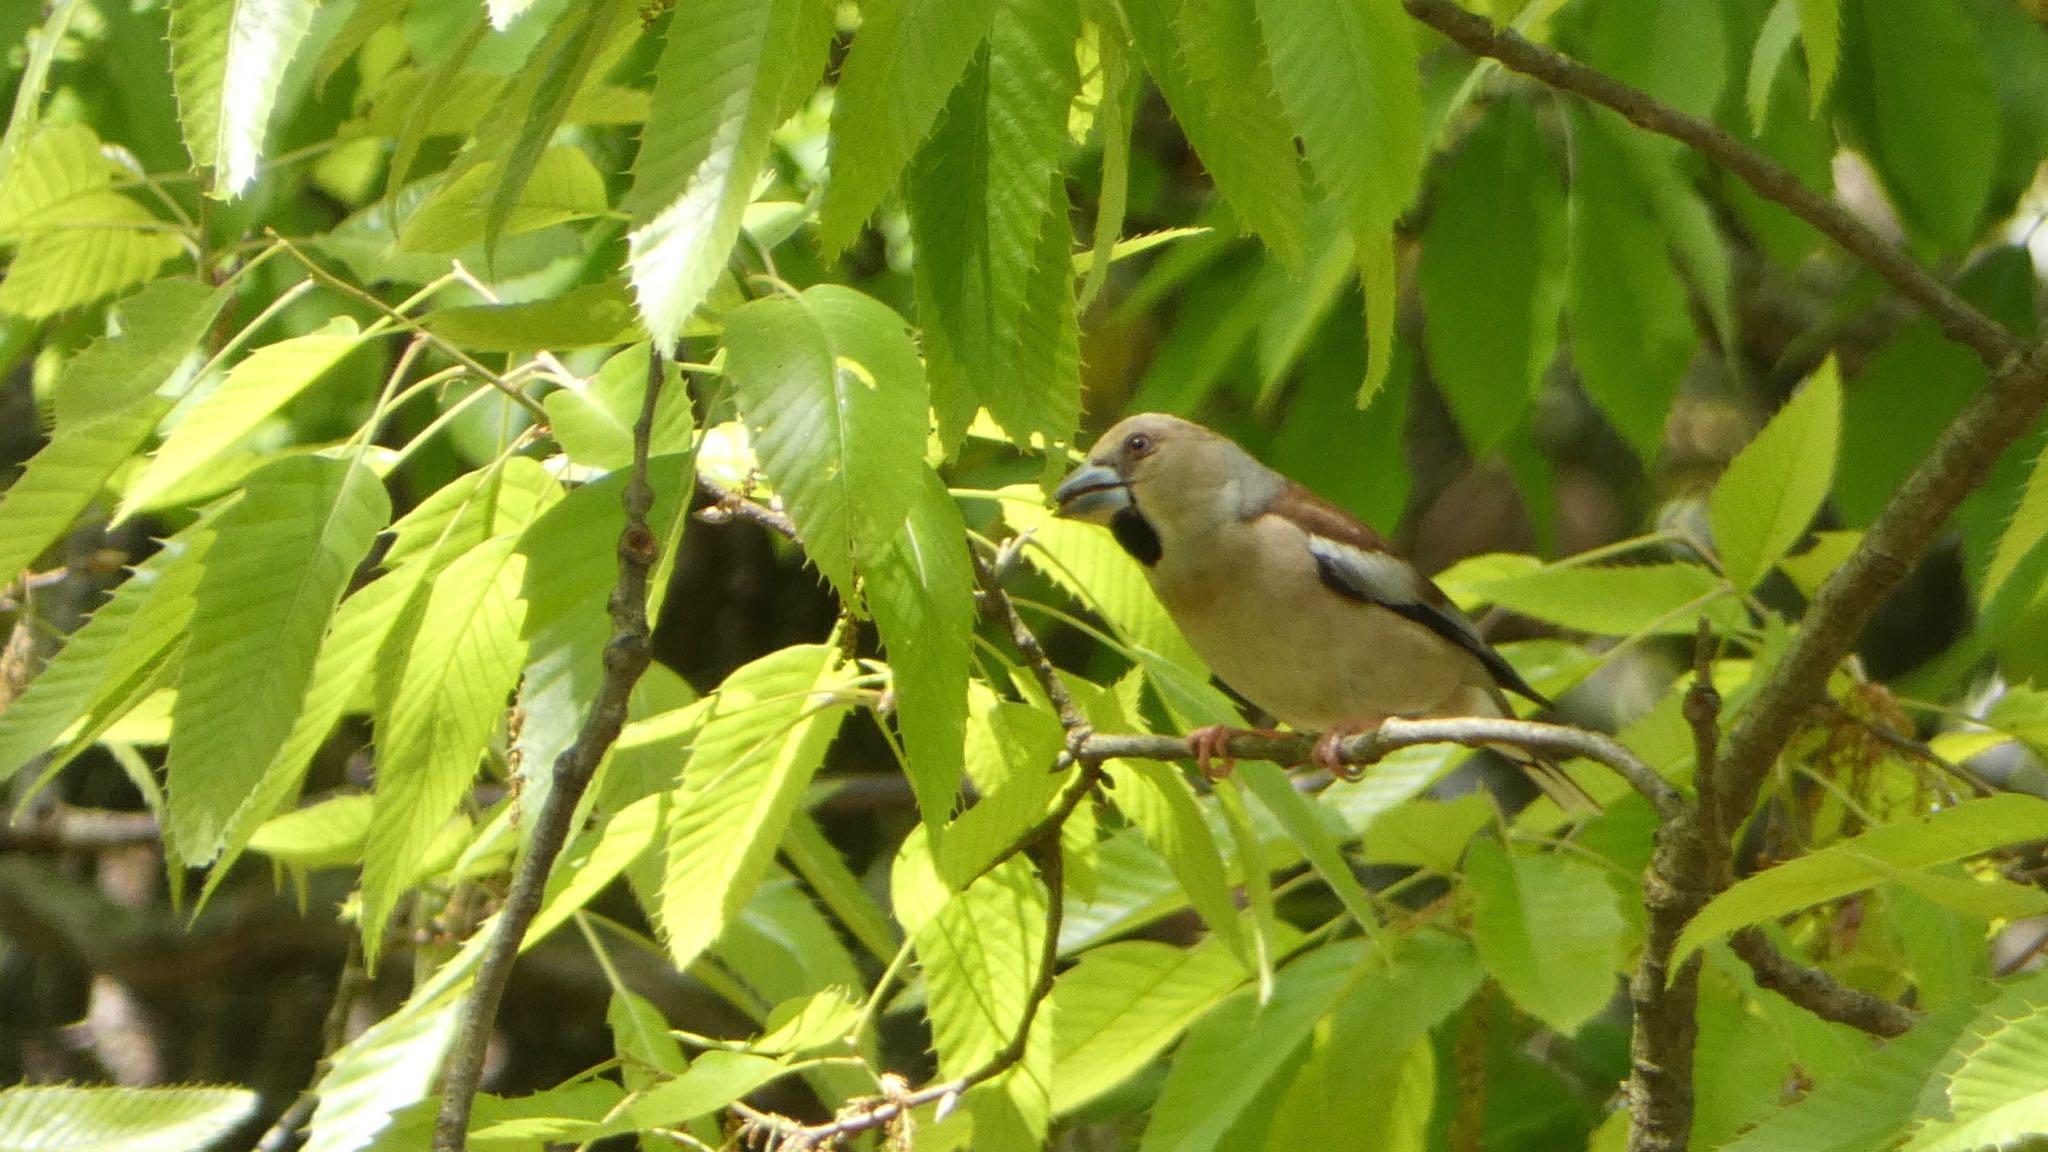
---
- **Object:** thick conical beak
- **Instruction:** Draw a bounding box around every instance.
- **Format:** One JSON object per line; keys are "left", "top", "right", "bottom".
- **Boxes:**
{"left": 1053, "top": 463, "right": 1131, "bottom": 523}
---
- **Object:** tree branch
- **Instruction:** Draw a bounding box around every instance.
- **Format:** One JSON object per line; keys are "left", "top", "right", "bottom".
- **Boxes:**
{"left": 0, "top": 806, "right": 161, "bottom": 853}
{"left": 431, "top": 349, "right": 667, "bottom": 1152}
{"left": 1081, "top": 718, "right": 1685, "bottom": 821}
{"left": 1397, "top": 0, "right": 2021, "bottom": 367}
{"left": 1716, "top": 340, "right": 2048, "bottom": 827}
{"left": 1728, "top": 927, "right": 1916, "bottom": 1038}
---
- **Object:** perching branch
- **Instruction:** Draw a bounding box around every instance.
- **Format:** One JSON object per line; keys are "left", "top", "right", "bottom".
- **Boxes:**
{"left": 431, "top": 350, "right": 668, "bottom": 1152}
{"left": 1397, "top": 0, "right": 2021, "bottom": 367}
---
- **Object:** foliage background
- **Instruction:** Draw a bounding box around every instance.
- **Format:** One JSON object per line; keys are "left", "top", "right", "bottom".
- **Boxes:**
{"left": 3, "top": 0, "right": 2048, "bottom": 1149}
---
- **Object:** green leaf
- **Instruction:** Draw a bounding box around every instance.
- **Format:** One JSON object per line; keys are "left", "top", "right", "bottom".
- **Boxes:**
{"left": 1674, "top": 794, "right": 2048, "bottom": 967}
{"left": 543, "top": 343, "right": 694, "bottom": 471}
{"left": 1839, "top": 0, "right": 1998, "bottom": 252}
{"left": 1902, "top": 970, "right": 2048, "bottom": 1152}
{"left": 0, "top": 125, "right": 183, "bottom": 315}
{"left": 1358, "top": 794, "right": 1493, "bottom": 874}
{"left": 1467, "top": 559, "right": 1733, "bottom": 636}
{"left": 1564, "top": 105, "right": 1695, "bottom": 457}
{"left": 1794, "top": 0, "right": 1840, "bottom": 114}
{"left": 1050, "top": 937, "right": 1250, "bottom": 1115}
{"left": 1102, "top": 756, "right": 1247, "bottom": 961}
{"left": 1418, "top": 96, "right": 1565, "bottom": 453}
{"left": 513, "top": 454, "right": 693, "bottom": 822}
{"left": 907, "top": 0, "right": 1081, "bottom": 449}
{"left": 1748, "top": 0, "right": 1803, "bottom": 135}
{"left": 1466, "top": 838, "right": 1629, "bottom": 1035}
{"left": 658, "top": 645, "right": 855, "bottom": 972}
{"left": 624, "top": 0, "right": 820, "bottom": 347}
{"left": 997, "top": 487, "right": 1204, "bottom": 670}
{"left": 0, "top": 279, "right": 224, "bottom": 582}
{"left": 247, "top": 793, "right": 372, "bottom": 869}
{"left": 1982, "top": 442, "right": 2048, "bottom": 616}
{"left": 1139, "top": 941, "right": 1365, "bottom": 1152}
{"left": 425, "top": 281, "right": 644, "bottom": 353}
{"left": 198, "top": 463, "right": 560, "bottom": 907}
{"left": 398, "top": 145, "right": 609, "bottom": 254}
{"left": 528, "top": 792, "right": 667, "bottom": 946}
{"left": 817, "top": 0, "right": 995, "bottom": 255}
{"left": 1120, "top": 0, "right": 1308, "bottom": 265}
{"left": 465, "top": 0, "right": 630, "bottom": 254}
{"left": 936, "top": 687, "right": 1066, "bottom": 888}
{"left": 1721, "top": 997, "right": 1979, "bottom": 1152}
{"left": 0, "top": 526, "right": 208, "bottom": 784}
{"left": 0, "top": 1084, "right": 259, "bottom": 1152}
{"left": 867, "top": 470, "right": 975, "bottom": 829}
{"left": 167, "top": 0, "right": 321, "bottom": 195}
{"left": 1238, "top": 762, "right": 1381, "bottom": 932}
{"left": 917, "top": 854, "right": 1049, "bottom": 1077}
{"left": 1710, "top": 357, "right": 1843, "bottom": 591}
{"left": 0, "top": 200, "right": 183, "bottom": 318}
{"left": 166, "top": 456, "right": 389, "bottom": 861}
{"left": 723, "top": 285, "right": 929, "bottom": 603}
{"left": 359, "top": 535, "right": 529, "bottom": 962}
{"left": 304, "top": 928, "right": 483, "bottom": 1152}
{"left": 1255, "top": 0, "right": 1423, "bottom": 400}
{"left": 121, "top": 317, "right": 364, "bottom": 521}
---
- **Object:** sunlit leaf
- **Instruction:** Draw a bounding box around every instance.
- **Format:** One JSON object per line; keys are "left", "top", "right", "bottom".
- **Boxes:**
{"left": 658, "top": 645, "right": 856, "bottom": 972}
{"left": 817, "top": 0, "right": 995, "bottom": 255}
{"left": 624, "top": 0, "right": 824, "bottom": 347}
{"left": 166, "top": 456, "right": 389, "bottom": 861}
{"left": 121, "top": 317, "right": 364, "bottom": 521}
{"left": 724, "top": 285, "right": 928, "bottom": 602}
{"left": 167, "top": 0, "right": 321, "bottom": 195}
{"left": 360, "top": 534, "right": 529, "bottom": 962}
{"left": 0, "top": 1084, "right": 258, "bottom": 1152}
{"left": 0, "top": 279, "right": 224, "bottom": 582}
{"left": 1051, "top": 937, "right": 1249, "bottom": 1115}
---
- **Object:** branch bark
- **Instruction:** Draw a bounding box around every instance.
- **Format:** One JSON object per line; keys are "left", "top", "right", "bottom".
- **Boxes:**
{"left": 430, "top": 350, "right": 667, "bottom": 1151}
{"left": 1729, "top": 928, "right": 1916, "bottom": 1038}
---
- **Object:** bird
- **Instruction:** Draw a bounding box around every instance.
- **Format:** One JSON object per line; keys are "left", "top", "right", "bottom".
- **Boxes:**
{"left": 1052, "top": 412, "right": 1586, "bottom": 806}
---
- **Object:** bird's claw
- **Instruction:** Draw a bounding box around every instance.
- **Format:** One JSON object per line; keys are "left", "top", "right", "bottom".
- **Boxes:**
{"left": 1312, "top": 719, "right": 1383, "bottom": 781}
{"left": 1189, "top": 725, "right": 1237, "bottom": 781}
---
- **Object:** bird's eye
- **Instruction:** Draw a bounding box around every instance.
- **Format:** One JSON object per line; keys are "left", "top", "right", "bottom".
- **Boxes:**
{"left": 1125, "top": 432, "right": 1153, "bottom": 456}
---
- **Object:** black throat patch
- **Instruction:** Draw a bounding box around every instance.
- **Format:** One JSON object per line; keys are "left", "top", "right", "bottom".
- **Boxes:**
{"left": 1110, "top": 506, "right": 1162, "bottom": 567}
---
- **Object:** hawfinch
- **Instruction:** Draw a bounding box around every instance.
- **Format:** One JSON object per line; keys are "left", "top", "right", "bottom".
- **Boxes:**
{"left": 1054, "top": 413, "right": 1576, "bottom": 800}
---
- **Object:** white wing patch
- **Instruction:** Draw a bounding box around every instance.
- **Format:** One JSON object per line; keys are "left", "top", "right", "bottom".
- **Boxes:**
{"left": 1305, "top": 535, "right": 1425, "bottom": 605}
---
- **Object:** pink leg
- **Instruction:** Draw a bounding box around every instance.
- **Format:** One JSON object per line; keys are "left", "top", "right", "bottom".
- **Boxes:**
{"left": 1312, "top": 718, "right": 1385, "bottom": 780}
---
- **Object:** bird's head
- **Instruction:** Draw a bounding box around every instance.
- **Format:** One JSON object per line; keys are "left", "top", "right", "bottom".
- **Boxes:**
{"left": 1053, "top": 413, "right": 1274, "bottom": 535}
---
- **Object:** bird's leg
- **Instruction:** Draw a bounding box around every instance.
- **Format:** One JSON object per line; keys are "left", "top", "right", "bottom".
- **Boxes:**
{"left": 1312, "top": 718, "right": 1386, "bottom": 780}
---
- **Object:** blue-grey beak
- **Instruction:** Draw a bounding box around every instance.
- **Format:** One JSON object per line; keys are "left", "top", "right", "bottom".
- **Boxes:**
{"left": 1054, "top": 463, "right": 1131, "bottom": 523}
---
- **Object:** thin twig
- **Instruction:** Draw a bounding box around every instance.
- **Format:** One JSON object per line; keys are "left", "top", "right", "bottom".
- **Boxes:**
{"left": 257, "top": 940, "right": 369, "bottom": 1152}
{"left": 1728, "top": 927, "right": 1915, "bottom": 1038}
{"left": 742, "top": 826, "right": 1068, "bottom": 1150}
{"left": 1398, "top": 0, "right": 2019, "bottom": 366}
{"left": 431, "top": 349, "right": 667, "bottom": 1152}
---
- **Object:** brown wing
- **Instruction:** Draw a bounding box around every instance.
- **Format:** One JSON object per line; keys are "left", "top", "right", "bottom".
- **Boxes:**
{"left": 1268, "top": 482, "right": 1551, "bottom": 708}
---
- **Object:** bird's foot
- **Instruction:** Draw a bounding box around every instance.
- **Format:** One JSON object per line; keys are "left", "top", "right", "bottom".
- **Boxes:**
{"left": 1312, "top": 718, "right": 1385, "bottom": 780}
{"left": 1189, "top": 725, "right": 1238, "bottom": 781}
{"left": 1186, "top": 725, "right": 1284, "bottom": 781}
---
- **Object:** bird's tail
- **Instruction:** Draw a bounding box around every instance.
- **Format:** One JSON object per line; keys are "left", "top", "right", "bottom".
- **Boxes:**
{"left": 1470, "top": 684, "right": 1603, "bottom": 816}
